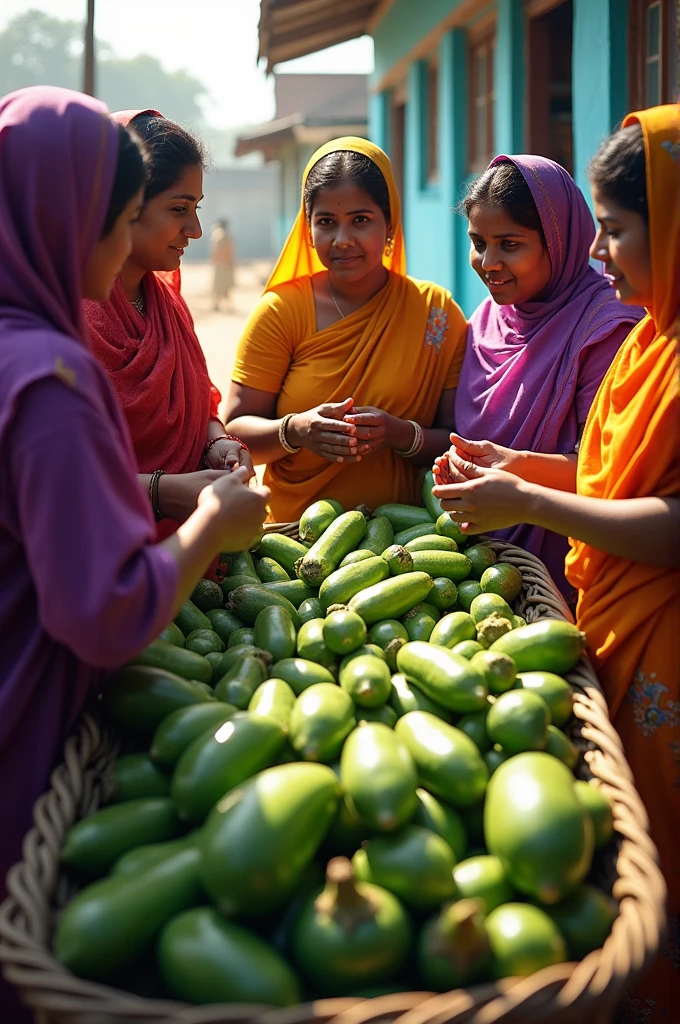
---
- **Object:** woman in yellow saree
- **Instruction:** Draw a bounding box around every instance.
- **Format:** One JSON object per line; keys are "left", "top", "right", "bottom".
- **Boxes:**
{"left": 225, "top": 137, "right": 466, "bottom": 522}
{"left": 433, "top": 104, "right": 679, "bottom": 1017}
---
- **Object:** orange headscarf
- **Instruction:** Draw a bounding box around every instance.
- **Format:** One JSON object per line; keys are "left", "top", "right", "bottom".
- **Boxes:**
{"left": 565, "top": 102, "right": 680, "bottom": 709}
{"left": 265, "top": 136, "right": 406, "bottom": 291}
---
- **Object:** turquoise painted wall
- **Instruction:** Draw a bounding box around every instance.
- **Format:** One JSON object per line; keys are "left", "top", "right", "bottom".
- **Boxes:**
{"left": 369, "top": 0, "right": 631, "bottom": 316}
{"left": 494, "top": 0, "right": 525, "bottom": 154}
{"left": 369, "top": 91, "right": 390, "bottom": 152}
{"left": 370, "top": 10, "right": 489, "bottom": 314}
{"left": 374, "top": 0, "right": 470, "bottom": 82}
{"left": 572, "top": 0, "right": 629, "bottom": 201}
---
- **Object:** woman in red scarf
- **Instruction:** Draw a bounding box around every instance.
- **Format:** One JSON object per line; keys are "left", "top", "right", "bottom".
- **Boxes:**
{"left": 84, "top": 109, "right": 251, "bottom": 539}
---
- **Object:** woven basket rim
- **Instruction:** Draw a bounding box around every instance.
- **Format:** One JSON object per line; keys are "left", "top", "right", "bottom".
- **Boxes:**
{"left": 0, "top": 536, "right": 667, "bottom": 1024}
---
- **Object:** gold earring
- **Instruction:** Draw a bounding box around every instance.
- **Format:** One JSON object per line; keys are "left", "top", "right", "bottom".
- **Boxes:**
{"left": 384, "top": 237, "right": 394, "bottom": 257}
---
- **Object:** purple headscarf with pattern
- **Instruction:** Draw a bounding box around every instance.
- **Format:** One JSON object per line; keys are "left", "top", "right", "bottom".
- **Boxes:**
{"left": 455, "top": 154, "right": 642, "bottom": 593}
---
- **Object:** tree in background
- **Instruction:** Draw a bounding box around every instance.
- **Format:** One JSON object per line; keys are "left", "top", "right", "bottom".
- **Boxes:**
{"left": 0, "top": 9, "right": 207, "bottom": 126}
{"left": 99, "top": 55, "right": 206, "bottom": 125}
{"left": 0, "top": 11, "right": 81, "bottom": 93}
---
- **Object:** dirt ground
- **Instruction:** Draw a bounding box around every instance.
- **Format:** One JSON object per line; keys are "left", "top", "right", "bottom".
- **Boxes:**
{"left": 180, "top": 259, "right": 273, "bottom": 419}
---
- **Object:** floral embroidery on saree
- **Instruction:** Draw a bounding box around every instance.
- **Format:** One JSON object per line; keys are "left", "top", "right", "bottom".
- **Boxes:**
{"left": 424, "top": 306, "right": 448, "bottom": 353}
{"left": 625, "top": 669, "right": 680, "bottom": 738}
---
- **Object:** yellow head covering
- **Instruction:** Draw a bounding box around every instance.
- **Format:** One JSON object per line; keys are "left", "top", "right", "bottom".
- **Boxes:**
{"left": 622, "top": 103, "right": 679, "bottom": 333}
{"left": 265, "top": 137, "right": 406, "bottom": 292}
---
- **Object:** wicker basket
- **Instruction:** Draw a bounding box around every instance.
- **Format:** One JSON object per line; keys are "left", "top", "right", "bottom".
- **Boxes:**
{"left": 0, "top": 537, "right": 667, "bottom": 1024}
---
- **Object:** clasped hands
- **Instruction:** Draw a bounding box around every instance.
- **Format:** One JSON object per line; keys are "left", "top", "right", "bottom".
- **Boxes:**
{"left": 432, "top": 432, "right": 531, "bottom": 535}
{"left": 289, "top": 397, "right": 406, "bottom": 464}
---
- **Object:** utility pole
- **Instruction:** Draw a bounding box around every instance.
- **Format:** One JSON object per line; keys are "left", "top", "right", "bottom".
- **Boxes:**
{"left": 83, "top": 0, "right": 95, "bottom": 96}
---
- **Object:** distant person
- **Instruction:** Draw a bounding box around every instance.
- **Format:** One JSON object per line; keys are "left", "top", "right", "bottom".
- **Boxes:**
{"left": 450, "top": 155, "right": 641, "bottom": 597}
{"left": 224, "top": 137, "right": 467, "bottom": 523}
{"left": 84, "top": 110, "right": 252, "bottom": 540}
{"left": 211, "top": 217, "right": 236, "bottom": 312}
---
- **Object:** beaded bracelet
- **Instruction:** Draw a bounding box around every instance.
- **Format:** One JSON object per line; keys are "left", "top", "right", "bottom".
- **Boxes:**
{"left": 203, "top": 433, "right": 251, "bottom": 464}
{"left": 148, "top": 469, "right": 165, "bottom": 522}
{"left": 278, "top": 413, "right": 301, "bottom": 454}
{"left": 395, "top": 420, "right": 425, "bottom": 458}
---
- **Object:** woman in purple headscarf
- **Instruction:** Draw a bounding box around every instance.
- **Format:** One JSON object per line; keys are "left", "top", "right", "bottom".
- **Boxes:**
{"left": 448, "top": 156, "right": 641, "bottom": 597}
{"left": 0, "top": 86, "right": 269, "bottom": 978}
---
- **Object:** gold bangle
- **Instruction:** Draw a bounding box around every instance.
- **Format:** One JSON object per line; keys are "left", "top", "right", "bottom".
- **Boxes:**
{"left": 278, "top": 413, "right": 301, "bottom": 454}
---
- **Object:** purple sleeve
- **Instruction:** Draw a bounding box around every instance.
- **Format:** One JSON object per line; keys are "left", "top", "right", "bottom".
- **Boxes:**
{"left": 575, "top": 323, "right": 631, "bottom": 424}
{"left": 8, "top": 376, "right": 179, "bottom": 668}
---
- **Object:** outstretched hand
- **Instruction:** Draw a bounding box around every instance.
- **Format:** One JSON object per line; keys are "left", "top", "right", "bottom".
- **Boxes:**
{"left": 433, "top": 431, "right": 522, "bottom": 489}
{"left": 431, "top": 457, "right": 532, "bottom": 535}
{"left": 448, "top": 432, "right": 520, "bottom": 471}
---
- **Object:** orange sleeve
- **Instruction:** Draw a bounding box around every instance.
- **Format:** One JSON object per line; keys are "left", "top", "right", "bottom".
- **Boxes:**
{"left": 443, "top": 295, "right": 468, "bottom": 390}
{"left": 231, "top": 289, "right": 299, "bottom": 394}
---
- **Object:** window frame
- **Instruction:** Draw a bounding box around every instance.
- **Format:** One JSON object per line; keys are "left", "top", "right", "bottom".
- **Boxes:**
{"left": 525, "top": 0, "right": 574, "bottom": 174}
{"left": 467, "top": 25, "right": 497, "bottom": 175}
{"left": 628, "top": 0, "right": 676, "bottom": 110}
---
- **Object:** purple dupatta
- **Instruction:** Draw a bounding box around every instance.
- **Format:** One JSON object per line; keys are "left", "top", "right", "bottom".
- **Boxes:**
{"left": 455, "top": 155, "right": 642, "bottom": 594}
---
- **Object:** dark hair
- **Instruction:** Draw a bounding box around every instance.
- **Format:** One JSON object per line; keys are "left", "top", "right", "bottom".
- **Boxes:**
{"left": 588, "top": 122, "right": 648, "bottom": 222}
{"left": 304, "top": 150, "right": 391, "bottom": 225}
{"left": 128, "top": 115, "right": 206, "bottom": 203}
{"left": 100, "top": 124, "right": 147, "bottom": 238}
{"left": 461, "top": 161, "right": 546, "bottom": 243}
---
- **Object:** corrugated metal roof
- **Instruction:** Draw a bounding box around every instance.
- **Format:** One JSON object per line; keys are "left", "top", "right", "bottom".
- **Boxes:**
{"left": 258, "top": 0, "right": 381, "bottom": 72}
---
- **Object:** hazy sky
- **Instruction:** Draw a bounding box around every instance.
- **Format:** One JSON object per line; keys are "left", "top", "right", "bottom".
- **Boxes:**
{"left": 0, "top": 0, "right": 374, "bottom": 127}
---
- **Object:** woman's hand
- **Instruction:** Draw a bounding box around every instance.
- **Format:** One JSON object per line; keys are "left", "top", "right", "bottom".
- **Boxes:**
{"left": 432, "top": 458, "right": 533, "bottom": 535}
{"left": 344, "top": 407, "right": 414, "bottom": 455}
{"left": 197, "top": 466, "right": 270, "bottom": 554}
{"left": 432, "top": 435, "right": 519, "bottom": 487}
{"left": 445, "top": 432, "right": 522, "bottom": 473}
{"left": 158, "top": 470, "right": 246, "bottom": 523}
{"left": 205, "top": 438, "right": 254, "bottom": 476}
{"left": 288, "top": 398, "right": 362, "bottom": 463}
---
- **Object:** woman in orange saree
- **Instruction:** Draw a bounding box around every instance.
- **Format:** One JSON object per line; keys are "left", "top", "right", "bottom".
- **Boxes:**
{"left": 224, "top": 138, "right": 467, "bottom": 523}
{"left": 432, "top": 104, "right": 679, "bottom": 1018}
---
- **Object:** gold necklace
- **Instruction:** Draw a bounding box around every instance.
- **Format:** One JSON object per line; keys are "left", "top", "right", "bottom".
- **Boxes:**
{"left": 328, "top": 280, "right": 346, "bottom": 320}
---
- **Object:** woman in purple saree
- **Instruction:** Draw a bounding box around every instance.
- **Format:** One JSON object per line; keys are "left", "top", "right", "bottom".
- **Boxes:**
{"left": 452, "top": 155, "right": 641, "bottom": 597}
{"left": 0, "top": 86, "right": 268, "bottom": 1020}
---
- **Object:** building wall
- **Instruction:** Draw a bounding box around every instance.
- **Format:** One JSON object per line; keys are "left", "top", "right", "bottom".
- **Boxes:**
{"left": 277, "top": 142, "right": 319, "bottom": 250}
{"left": 186, "top": 164, "right": 280, "bottom": 262}
{"left": 369, "top": 0, "right": 632, "bottom": 316}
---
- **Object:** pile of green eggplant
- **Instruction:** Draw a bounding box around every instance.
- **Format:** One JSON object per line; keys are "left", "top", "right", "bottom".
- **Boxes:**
{"left": 53, "top": 482, "right": 617, "bottom": 1006}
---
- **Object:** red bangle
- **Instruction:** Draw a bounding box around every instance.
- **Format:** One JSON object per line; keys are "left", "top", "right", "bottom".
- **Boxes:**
{"left": 204, "top": 434, "right": 251, "bottom": 458}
